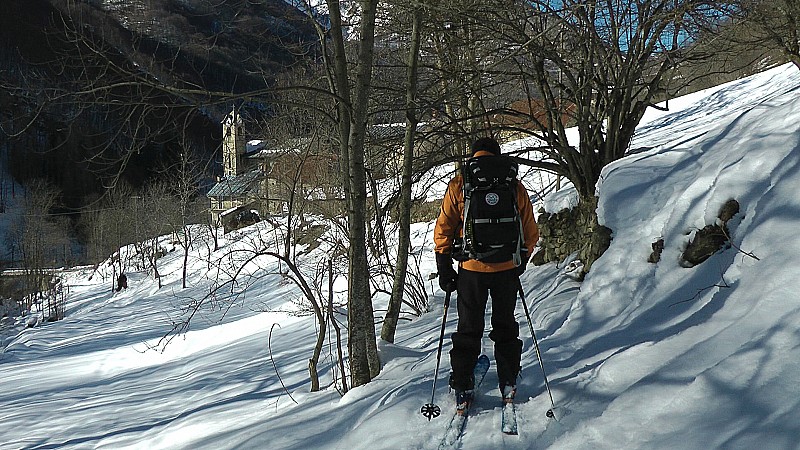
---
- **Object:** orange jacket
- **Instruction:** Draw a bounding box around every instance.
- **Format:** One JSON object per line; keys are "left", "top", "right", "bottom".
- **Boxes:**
{"left": 434, "top": 151, "right": 540, "bottom": 273}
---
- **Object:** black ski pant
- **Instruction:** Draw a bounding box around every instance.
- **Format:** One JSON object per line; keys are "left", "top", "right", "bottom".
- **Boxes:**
{"left": 449, "top": 267, "right": 523, "bottom": 391}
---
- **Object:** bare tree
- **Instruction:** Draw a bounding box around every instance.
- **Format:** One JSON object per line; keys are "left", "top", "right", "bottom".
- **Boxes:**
{"left": 257, "top": 78, "right": 341, "bottom": 262}
{"left": 726, "top": 0, "right": 800, "bottom": 70}
{"left": 434, "top": 0, "right": 729, "bottom": 271}
{"left": 133, "top": 181, "right": 173, "bottom": 289}
{"left": 380, "top": 2, "right": 425, "bottom": 343}
{"left": 80, "top": 182, "right": 137, "bottom": 286}
{"left": 322, "top": 0, "right": 382, "bottom": 387}
{"left": 104, "top": 182, "right": 137, "bottom": 280}
{"left": 164, "top": 137, "right": 209, "bottom": 289}
{"left": 425, "top": 1, "right": 513, "bottom": 157}
{"left": 5, "top": 179, "right": 70, "bottom": 315}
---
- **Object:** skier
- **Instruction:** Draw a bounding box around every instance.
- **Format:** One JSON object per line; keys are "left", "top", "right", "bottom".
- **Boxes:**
{"left": 116, "top": 273, "right": 128, "bottom": 291}
{"left": 433, "top": 136, "right": 539, "bottom": 412}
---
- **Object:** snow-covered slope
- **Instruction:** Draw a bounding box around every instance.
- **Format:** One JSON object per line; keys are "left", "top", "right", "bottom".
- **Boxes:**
{"left": 1, "top": 64, "right": 799, "bottom": 450}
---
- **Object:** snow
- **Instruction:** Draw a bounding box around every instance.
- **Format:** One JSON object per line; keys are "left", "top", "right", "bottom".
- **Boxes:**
{"left": 2, "top": 63, "right": 800, "bottom": 450}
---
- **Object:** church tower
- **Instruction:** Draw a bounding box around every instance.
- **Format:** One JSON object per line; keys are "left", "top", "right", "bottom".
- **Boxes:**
{"left": 222, "top": 107, "right": 246, "bottom": 176}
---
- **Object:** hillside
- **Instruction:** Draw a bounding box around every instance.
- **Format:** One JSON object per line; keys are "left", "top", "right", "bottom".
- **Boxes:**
{"left": 1, "top": 64, "right": 799, "bottom": 449}
{"left": 0, "top": 0, "right": 318, "bottom": 206}
{"left": 1, "top": 0, "right": 317, "bottom": 102}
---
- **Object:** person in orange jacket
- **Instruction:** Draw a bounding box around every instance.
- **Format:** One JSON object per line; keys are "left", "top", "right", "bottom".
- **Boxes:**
{"left": 434, "top": 136, "right": 539, "bottom": 408}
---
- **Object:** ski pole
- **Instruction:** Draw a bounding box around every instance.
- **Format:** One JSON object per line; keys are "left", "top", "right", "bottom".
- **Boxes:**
{"left": 519, "top": 280, "right": 556, "bottom": 418}
{"left": 421, "top": 289, "right": 451, "bottom": 420}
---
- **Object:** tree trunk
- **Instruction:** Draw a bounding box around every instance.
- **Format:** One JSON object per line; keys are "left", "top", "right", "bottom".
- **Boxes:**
{"left": 327, "top": 0, "right": 381, "bottom": 387}
{"left": 381, "top": 5, "right": 423, "bottom": 344}
{"left": 329, "top": 258, "right": 348, "bottom": 394}
{"left": 349, "top": 0, "right": 381, "bottom": 384}
{"left": 309, "top": 307, "right": 326, "bottom": 392}
{"left": 182, "top": 242, "right": 189, "bottom": 289}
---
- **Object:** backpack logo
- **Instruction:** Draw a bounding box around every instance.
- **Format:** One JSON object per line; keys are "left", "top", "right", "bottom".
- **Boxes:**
{"left": 485, "top": 192, "right": 499, "bottom": 206}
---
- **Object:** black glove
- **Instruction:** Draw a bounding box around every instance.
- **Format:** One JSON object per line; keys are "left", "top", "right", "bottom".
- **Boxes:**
{"left": 436, "top": 253, "right": 458, "bottom": 293}
{"left": 516, "top": 249, "right": 530, "bottom": 277}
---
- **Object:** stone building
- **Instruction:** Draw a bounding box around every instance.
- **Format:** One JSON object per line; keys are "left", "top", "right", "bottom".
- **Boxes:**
{"left": 207, "top": 108, "right": 270, "bottom": 231}
{"left": 206, "top": 108, "right": 343, "bottom": 232}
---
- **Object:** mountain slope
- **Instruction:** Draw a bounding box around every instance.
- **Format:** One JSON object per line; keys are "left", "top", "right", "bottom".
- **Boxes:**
{"left": 0, "top": 0, "right": 318, "bottom": 206}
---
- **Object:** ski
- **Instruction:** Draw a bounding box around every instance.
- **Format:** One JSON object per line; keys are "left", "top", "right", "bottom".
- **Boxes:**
{"left": 501, "top": 402, "right": 518, "bottom": 435}
{"left": 438, "top": 355, "right": 490, "bottom": 449}
{"left": 500, "top": 384, "right": 518, "bottom": 435}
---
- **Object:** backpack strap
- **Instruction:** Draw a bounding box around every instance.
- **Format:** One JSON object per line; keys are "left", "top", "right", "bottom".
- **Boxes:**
{"left": 503, "top": 165, "right": 524, "bottom": 267}
{"left": 473, "top": 217, "right": 518, "bottom": 224}
{"left": 459, "top": 164, "right": 476, "bottom": 260}
{"left": 511, "top": 181, "right": 523, "bottom": 267}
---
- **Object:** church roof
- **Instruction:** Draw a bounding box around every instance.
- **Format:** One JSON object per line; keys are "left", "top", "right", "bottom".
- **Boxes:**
{"left": 207, "top": 169, "right": 263, "bottom": 198}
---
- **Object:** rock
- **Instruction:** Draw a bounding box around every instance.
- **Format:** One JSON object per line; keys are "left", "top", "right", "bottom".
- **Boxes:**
{"left": 648, "top": 238, "right": 664, "bottom": 263}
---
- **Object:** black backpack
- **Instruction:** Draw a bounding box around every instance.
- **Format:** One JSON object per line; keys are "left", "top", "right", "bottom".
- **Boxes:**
{"left": 453, "top": 155, "right": 524, "bottom": 265}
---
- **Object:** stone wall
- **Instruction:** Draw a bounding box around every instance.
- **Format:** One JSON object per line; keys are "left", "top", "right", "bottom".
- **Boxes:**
{"left": 532, "top": 197, "right": 612, "bottom": 277}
